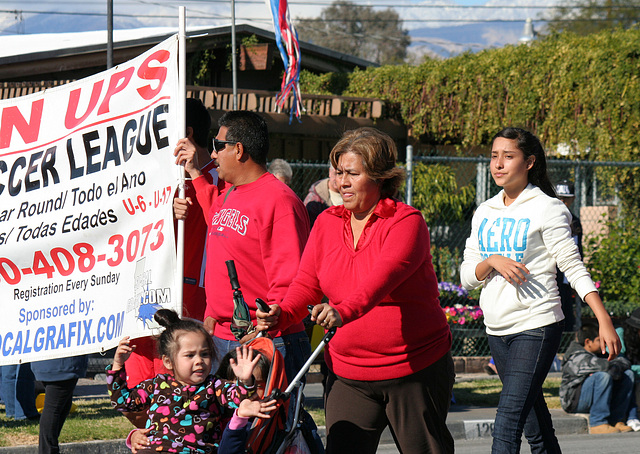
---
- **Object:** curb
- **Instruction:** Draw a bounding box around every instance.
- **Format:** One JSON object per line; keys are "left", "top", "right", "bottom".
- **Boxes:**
{"left": 445, "top": 415, "right": 589, "bottom": 441}
{"left": 0, "top": 440, "right": 131, "bottom": 454}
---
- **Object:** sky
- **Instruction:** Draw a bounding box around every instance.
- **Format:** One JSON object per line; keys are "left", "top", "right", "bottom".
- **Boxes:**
{"left": 0, "top": 0, "right": 558, "bottom": 57}
{"left": 0, "top": 0, "right": 551, "bottom": 34}
{"left": 452, "top": 0, "right": 488, "bottom": 4}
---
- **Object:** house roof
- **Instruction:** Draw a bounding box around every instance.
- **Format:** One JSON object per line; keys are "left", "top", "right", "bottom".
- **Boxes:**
{"left": 0, "top": 23, "right": 377, "bottom": 80}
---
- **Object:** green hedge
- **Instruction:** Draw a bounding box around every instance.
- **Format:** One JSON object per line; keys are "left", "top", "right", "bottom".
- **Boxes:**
{"left": 302, "top": 28, "right": 640, "bottom": 160}
{"left": 301, "top": 28, "right": 640, "bottom": 215}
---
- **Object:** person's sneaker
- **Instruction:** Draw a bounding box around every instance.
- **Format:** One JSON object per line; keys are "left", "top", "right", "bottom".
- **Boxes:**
{"left": 590, "top": 424, "right": 620, "bottom": 434}
{"left": 483, "top": 364, "right": 497, "bottom": 375}
{"left": 614, "top": 422, "right": 633, "bottom": 433}
{"left": 627, "top": 419, "right": 640, "bottom": 431}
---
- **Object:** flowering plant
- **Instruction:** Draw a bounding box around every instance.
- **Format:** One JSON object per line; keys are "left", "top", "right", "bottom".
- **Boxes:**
{"left": 442, "top": 304, "right": 484, "bottom": 326}
{"left": 438, "top": 281, "right": 469, "bottom": 299}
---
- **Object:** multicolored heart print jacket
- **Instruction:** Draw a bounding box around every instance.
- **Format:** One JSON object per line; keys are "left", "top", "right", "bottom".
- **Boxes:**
{"left": 106, "top": 364, "right": 254, "bottom": 453}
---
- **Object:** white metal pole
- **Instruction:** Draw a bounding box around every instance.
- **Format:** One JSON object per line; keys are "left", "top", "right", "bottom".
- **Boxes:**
{"left": 176, "top": 6, "right": 187, "bottom": 313}
{"left": 476, "top": 161, "right": 488, "bottom": 205}
{"left": 231, "top": 0, "right": 238, "bottom": 110}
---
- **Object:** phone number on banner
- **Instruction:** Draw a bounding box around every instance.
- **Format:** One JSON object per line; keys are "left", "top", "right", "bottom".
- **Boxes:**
{"left": 1, "top": 220, "right": 165, "bottom": 286}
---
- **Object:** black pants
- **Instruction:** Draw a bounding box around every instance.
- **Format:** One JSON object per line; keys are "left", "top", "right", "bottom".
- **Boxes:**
{"left": 559, "top": 283, "right": 576, "bottom": 332}
{"left": 325, "top": 352, "right": 455, "bottom": 454}
{"left": 39, "top": 378, "right": 78, "bottom": 454}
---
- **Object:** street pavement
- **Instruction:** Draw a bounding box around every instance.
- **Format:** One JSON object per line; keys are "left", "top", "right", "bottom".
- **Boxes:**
{"left": 0, "top": 373, "right": 624, "bottom": 453}
{"left": 376, "top": 432, "right": 640, "bottom": 454}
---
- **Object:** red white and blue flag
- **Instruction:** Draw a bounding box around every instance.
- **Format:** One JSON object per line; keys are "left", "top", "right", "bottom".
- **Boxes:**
{"left": 265, "top": 0, "right": 303, "bottom": 122}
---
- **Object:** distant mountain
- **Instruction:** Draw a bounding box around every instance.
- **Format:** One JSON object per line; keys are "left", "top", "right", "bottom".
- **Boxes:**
{"left": 0, "top": 13, "right": 142, "bottom": 35}
{"left": 399, "top": 0, "right": 558, "bottom": 29}
{"left": 406, "top": 22, "right": 521, "bottom": 60}
{"left": 400, "top": 0, "right": 559, "bottom": 58}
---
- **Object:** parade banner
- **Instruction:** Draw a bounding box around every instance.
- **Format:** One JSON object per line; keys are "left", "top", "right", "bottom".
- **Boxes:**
{"left": 0, "top": 35, "right": 181, "bottom": 365}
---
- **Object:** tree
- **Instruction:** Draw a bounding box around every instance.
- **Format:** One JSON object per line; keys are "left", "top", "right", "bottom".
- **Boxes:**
{"left": 407, "top": 162, "right": 476, "bottom": 284}
{"left": 583, "top": 216, "right": 640, "bottom": 316}
{"left": 296, "top": 0, "right": 410, "bottom": 65}
{"left": 546, "top": 0, "right": 640, "bottom": 35}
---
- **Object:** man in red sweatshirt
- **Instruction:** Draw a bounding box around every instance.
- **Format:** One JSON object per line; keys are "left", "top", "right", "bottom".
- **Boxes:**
{"left": 174, "top": 111, "right": 310, "bottom": 380}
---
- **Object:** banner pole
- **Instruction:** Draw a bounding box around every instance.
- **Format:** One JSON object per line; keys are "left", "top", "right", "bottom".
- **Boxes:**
{"left": 231, "top": 0, "right": 238, "bottom": 110}
{"left": 176, "top": 6, "right": 187, "bottom": 314}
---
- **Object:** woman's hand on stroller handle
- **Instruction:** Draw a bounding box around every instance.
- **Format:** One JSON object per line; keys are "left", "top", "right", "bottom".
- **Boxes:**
{"left": 309, "top": 303, "right": 343, "bottom": 329}
{"left": 256, "top": 303, "right": 281, "bottom": 331}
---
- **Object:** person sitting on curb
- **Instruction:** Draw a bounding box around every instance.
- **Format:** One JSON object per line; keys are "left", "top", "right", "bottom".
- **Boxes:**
{"left": 560, "top": 322, "right": 634, "bottom": 434}
{"left": 615, "top": 307, "right": 640, "bottom": 431}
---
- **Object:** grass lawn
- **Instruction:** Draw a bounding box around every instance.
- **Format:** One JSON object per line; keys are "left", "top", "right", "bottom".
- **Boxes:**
{"left": 0, "top": 398, "right": 132, "bottom": 447}
{"left": 0, "top": 376, "right": 561, "bottom": 447}
{"left": 0, "top": 397, "right": 325, "bottom": 448}
{"left": 453, "top": 376, "right": 562, "bottom": 409}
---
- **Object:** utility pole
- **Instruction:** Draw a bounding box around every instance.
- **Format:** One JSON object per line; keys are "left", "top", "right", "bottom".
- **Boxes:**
{"left": 231, "top": 0, "right": 238, "bottom": 110}
{"left": 107, "top": 0, "right": 113, "bottom": 69}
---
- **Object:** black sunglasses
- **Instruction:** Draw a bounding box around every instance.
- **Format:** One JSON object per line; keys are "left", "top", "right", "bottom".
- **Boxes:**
{"left": 212, "top": 138, "right": 238, "bottom": 152}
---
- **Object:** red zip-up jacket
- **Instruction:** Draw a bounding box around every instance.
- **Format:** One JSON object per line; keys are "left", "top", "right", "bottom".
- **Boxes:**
{"left": 277, "top": 197, "right": 451, "bottom": 381}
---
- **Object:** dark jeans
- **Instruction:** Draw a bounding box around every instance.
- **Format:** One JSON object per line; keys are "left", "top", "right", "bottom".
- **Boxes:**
{"left": 39, "top": 378, "right": 78, "bottom": 454}
{"left": 575, "top": 370, "right": 634, "bottom": 426}
{"left": 630, "top": 375, "right": 640, "bottom": 421}
{"left": 0, "top": 363, "right": 38, "bottom": 420}
{"left": 272, "top": 330, "right": 312, "bottom": 385}
{"left": 558, "top": 283, "right": 576, "bottom": 332}
{"left": 488, "top": 321, "right": 564, "bottom": 454}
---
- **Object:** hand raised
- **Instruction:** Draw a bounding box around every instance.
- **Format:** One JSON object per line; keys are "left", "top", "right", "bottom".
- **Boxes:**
{"left": 230, "top": 345, "right": 261, "bottom": 385}
{"left": 112, "top": 336, "right": 136, "bottom": 371}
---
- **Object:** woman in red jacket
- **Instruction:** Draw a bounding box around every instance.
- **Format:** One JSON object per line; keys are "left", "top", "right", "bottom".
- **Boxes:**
{"left": 258, "top": 127, "right": 454, "bottom": 454}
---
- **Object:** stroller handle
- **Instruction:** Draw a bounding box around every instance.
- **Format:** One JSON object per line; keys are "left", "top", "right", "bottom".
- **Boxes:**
{"left": 284, "top": 327, "right": 335, "bottom": 395}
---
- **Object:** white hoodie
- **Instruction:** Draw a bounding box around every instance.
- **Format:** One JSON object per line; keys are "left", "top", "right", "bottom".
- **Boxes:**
{"left": 460, "top": 184, "right": 597, "bottom": 335}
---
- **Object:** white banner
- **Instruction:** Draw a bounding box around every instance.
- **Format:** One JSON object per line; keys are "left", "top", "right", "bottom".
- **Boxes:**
{"left": 0, "top": 35, "right": 181, "bottom": 365}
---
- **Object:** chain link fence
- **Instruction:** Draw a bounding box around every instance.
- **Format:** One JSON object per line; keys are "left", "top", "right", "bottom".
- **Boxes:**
{"left": 280, "top": 156, "right": 640, "bottom": 357}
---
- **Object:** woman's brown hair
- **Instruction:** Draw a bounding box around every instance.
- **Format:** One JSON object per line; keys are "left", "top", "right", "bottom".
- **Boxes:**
{"left": 330, "top": 127, "right": 405, "bottom": 198}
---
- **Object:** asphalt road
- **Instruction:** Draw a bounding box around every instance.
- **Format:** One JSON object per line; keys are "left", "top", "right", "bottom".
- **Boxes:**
{"left": 375, "top": 432, "right": 640, "bottom": 453}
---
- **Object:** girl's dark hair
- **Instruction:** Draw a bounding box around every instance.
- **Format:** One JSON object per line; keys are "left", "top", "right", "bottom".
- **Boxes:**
{"left": 624, "top": 321, "right": 640, "bottom": 364}
{"left": 154, "top": 309, "right": 215, "bottom": 367}
{"left": 493, "top": 127, "right": 557, "bottom": 199}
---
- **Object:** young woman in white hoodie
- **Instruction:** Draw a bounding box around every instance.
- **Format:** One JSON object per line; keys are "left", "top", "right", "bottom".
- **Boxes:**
{"left": 461, "top": 127, "right": 620, "bottom": 453}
